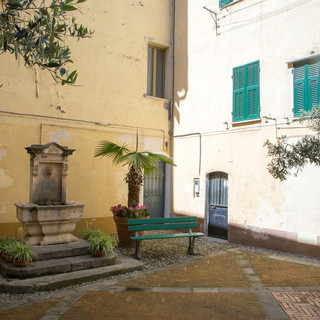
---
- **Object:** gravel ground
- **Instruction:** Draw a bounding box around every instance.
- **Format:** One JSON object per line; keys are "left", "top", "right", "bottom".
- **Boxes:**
{"left": 0, "top": 232, "right": 319, "bottom": 305}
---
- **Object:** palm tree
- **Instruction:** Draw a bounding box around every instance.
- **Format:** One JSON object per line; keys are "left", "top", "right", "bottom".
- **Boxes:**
{"left": 94, "top": 133, "right": 175, "bottom": 208}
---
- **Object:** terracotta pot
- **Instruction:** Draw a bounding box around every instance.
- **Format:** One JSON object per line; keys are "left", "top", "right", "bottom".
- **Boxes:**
{"left": 113, "top": 215, "right": 148, "bottom": 247}
{"left": 91, "top": 251, "right": 105, "bottom": 257}
{"left": 14, "top": 260, "right": 30, "bottom": 267}
{"left": 4, "top": 254, "right": 13, "bottom": 263}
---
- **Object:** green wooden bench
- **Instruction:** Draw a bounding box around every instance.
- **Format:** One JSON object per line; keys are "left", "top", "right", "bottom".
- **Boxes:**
{"left": 127, "top": 216, "right": 204, "bottom": 259}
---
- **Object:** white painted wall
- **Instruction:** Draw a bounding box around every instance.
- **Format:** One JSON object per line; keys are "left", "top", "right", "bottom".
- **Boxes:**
{"left": 173, "top": 0, "right": 320, "bottom": 245}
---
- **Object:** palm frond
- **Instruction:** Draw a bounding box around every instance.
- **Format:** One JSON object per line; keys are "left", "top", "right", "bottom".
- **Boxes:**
{"left": 94, "top": 141, "right": 129, "bottom": 165}
{"left": 121, "top": 151, "right": 175, "bottom": 175}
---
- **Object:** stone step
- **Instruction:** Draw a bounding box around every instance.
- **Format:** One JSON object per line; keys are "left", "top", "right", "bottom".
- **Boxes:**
{"left": 1, "top": 252, "right": 118, "bottom": 279}
{"left": 0, "top": 253, "right": 144, "bottom": 294}
{"left": 32, "top": 239, "right": 90, "bottom": 261}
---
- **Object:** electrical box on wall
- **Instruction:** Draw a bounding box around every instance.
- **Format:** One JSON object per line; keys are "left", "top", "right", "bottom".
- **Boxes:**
{"left": 194, "top": 178, "right": 200, "bottom": 197}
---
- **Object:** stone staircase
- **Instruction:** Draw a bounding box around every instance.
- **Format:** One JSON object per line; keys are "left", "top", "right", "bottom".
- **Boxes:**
{"left": 0, "top": 239, "right": 143, "bottom": 293}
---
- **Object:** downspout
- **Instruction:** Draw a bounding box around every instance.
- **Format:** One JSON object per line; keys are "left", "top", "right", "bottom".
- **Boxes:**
{"left": 169, "top": 0, "right": 175, "bottom": 138}
{"left": 166, "top": 0, "right": 175, "bottom": 218}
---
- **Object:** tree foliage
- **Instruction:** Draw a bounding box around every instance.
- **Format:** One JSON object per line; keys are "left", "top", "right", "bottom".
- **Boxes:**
{"left": 0, "top": 0, "right": 93, "bottom": 85}
{"left": 264, "top": 107, "right": 320, "bottom": 181}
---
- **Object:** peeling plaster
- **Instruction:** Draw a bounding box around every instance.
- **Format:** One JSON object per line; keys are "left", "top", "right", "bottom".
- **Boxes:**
{"left": 251, "top": 227, "right": 270, "bottom": 240}
{"left": 255, "top": 197, "right": 282, "bottom": 229}
{"left": 0, "top": 150, "right": 6, "bottom": 160}
{"left": 298, "top": 232, "right": 318, "bottom": 246}
{"left": 0, "top": 168, "right": 13, "bottom": 187}
{"left": 48, "top": 130, "right": 71, "bottom": 143}
{"left": 0, "top": 203, "right": 6, "bottom": 215}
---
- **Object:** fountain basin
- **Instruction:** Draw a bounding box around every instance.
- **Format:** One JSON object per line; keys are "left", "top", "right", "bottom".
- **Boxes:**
{"left": 16, "top": 201, "right": 84, "bottom": 246}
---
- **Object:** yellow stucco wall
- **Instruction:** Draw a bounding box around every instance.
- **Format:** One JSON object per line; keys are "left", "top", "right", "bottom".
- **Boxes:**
{"left": 0, "top": 1, "right": 172, "bottom": 238}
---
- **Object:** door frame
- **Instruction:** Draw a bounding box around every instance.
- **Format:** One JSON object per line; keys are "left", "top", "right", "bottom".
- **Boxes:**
{"left": 204, "top": 171, "right": 229, "bottom": 238}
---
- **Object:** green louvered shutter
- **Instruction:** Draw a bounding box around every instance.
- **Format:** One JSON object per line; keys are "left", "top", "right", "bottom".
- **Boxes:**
{"left": 308, "top": 62, "right": 320, "bottom": 110}
{"left": 246, "top": 61, "right": 260, "bottom": 120}
{"left": 233, "top": 66, "right": 245, "bottom": 122}
{"left": 294, "top": 62, "right": 320, "bottom": 116}
{"left": 233, "top": 61, "right": 260, "bottom": 122}
{"left": 220, "top": 0, "right": 233, "bottom": 7}
{"left": 293, "top": 65, "right": 305, "bottom": 116}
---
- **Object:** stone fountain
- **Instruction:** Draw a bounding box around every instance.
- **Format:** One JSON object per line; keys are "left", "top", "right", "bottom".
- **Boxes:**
{"left": 0, "top": 143, "right": 144, "bottom": 288}
{"left": 16, "top": 142, "right": 84, "bottom": 246}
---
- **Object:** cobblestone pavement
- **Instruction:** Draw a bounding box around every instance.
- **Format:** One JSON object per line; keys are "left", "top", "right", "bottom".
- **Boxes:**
{"left": 0, "top": 242, "right": 320, "bottom": 319}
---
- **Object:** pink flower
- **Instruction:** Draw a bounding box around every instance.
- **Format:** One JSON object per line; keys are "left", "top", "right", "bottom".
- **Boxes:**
{"left": 141, "top": 206, "right": 146, "bottom": 209}
{"left": 135, "top": 206, "right": 140, "bottom": 209}
{"left": 134, "top": 212, "right": 139, "bottom": 216}
{"left": 129, "top": 207, "right": 134, "bottom": 210}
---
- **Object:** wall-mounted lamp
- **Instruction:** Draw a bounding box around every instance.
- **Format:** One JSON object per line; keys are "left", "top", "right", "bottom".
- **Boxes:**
{"left": 194, "top": 178, "right": 200, "bottom": 198}
{"left": 223, "top": 122, "right": 229, "bottom": 130}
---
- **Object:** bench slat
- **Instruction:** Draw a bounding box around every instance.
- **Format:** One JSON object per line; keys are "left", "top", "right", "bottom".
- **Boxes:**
{"left": 128, "top": 222, "right": 198, "bottom": 232}
{"left": 127, "top": 216, "right": 197, "bottom": 225}
{"left": 132, "top": 232, "right": 204, "bottom": 240}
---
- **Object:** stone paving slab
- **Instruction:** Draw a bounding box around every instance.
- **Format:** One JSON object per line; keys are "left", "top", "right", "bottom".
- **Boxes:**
{"left": 59, "top": 291, "right": 268, "bottom": 320}
{"left": 0, "top": 297, "right": 64, "bottom": 320}
{"left": 244, "top": 253, "right": 320, "bottom": 287}
{"left": 116, "top": 252, "right": 249, "bottom": 288}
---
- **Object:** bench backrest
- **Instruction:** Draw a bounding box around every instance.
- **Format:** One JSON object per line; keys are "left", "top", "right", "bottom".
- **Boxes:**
{"left": 127, "top": 216, "right": 198, "bottom": 232}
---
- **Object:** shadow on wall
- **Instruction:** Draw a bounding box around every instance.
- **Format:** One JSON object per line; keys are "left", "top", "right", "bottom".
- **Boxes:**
{"left": 174, "top": 0, "right": 188, "bottom": 125}
{"left": 228, "top": 223, "right": 320, "bottom": 259}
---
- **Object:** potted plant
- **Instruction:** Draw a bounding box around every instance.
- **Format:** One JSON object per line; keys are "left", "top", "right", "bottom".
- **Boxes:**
{"left": 95, "top": 132, "right": 175, "bottom": 246}
{"left": 9, "top": 241, "right": 35, "bottom": 267}
{"left": 86, "top": 232, "right": 117, "bottom": 257}
{"left": 83, "top": 229, "right": 106, "bottom": 242}
{"left": 110, "top": 205, "right": 149, "bottom": 247}
{"left": 0, "top": 238, "right": 17, "bottom": 262}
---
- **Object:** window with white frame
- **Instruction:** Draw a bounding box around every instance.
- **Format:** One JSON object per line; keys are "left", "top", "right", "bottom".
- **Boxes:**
{"left": 147, "top": 45, "right": 166, "bottom": 98}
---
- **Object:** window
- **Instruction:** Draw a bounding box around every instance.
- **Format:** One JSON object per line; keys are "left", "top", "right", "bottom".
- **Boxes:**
{"left": 220, "top": 0, "right": 233, "bottom": 6}
{"left": 147, "top": 45, "right": 165, "bottom": 98}
{"left": 293, "top": 60, "right": 320, "bottom": 116}
{"left": 233, "top": 61, "right": 260, "bottom": 122}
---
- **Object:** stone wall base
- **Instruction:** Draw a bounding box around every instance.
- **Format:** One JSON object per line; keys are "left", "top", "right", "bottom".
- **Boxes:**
{"left": 228, "top": 223, "right": 320, "bottom": 258}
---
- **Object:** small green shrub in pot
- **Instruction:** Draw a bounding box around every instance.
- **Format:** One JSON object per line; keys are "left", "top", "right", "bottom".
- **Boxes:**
{"left": 10, "top": 241, "right": 35, "bottom": 266}
{"left": 87, "top": 232, "right": 117, "bottom": 257}
{"left": 82, "top": 229, "right": 105, "bottom": 241}
{"left": 0, "top": 238, "right": 17, "bottom": 262}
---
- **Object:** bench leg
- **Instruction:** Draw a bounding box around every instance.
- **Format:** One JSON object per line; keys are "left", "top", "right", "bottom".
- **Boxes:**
{"left": 135, "top": 240, "right": 142, "bottom": 260}
{"left": 187, "top": 237, "right": 198, "bottom": 255}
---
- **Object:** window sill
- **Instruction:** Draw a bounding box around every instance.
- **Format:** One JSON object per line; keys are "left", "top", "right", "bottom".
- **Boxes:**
{"left": 144, "top": 94, "right": 170, "bottom": 103}
{"left": 232, "top": 118, "right": 261, "bottom": 127}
